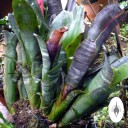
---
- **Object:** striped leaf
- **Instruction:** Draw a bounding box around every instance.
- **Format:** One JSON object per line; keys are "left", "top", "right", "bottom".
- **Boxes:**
{"left": 87, "top": 4, "right": 122, "bottom": 41}
{"left": 59, "top": 56, "right": 128, "bottom": 126}
{"left": 62, "top": 39, "right": 96, "bottom": 100}
{"left": 34, "top": 34, "right": 51, "bottom": 77}
{"left": 3, "top": 31, "right": 18, "bottom": 113}
{"left": 22, "top": 67, "right": 41, "bottom": 109}
{"left": 13, "top": 0, "right": 40, "bottom": 66}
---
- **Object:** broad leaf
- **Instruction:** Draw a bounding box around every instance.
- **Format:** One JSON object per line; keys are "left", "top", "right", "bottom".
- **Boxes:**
{"left": 111, "top": 62, "right": 128, "bottom": 87}
{"left": 25, "top": 0, "right": 48, "bottom": 29}
{"left": 50, "top": 10, "right": 72, "bottom": 32}
{"left": 60, "top": 6, "right": 84, "bottom": 66}
{"left": 61, "top": 6, "right": 84, "bottom": 49}
{"left": 13, "top": 0, "right": 40, "bottom": 66}
{"left": 59, "top": 56, "right": 128, "bottom": 126}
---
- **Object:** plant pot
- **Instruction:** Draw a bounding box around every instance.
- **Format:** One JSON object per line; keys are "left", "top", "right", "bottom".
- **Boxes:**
{"left": 83, "top": 2, "right": 100, "bottom": 21}
{"left": 98, "top": 0, "right": 108, "bottom": 10}
{"left": 80, "top": 0, "right": 108, "bottom": 21}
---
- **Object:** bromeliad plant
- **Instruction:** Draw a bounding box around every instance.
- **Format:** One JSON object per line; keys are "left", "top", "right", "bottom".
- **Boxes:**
{"left": 2, "top": 0, "right": 128, "bottom": 127}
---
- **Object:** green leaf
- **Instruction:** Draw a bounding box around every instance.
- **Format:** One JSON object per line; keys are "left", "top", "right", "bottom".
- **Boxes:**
{"left": 22, "top": 68, "right": 41, "bottom": 109}
{"left": 52, "top": 46, "right": 66, "bottom": 68}
{"left": 111, "top": 62, "right": 128, "bottom": 87}
{"left": 46, "top": 10, "right": 72, "bottom": 43}
{"left": 61, "top": 6, "right": 84, "bottom": 49}
{"left": 60, "top": 6, "right": 84, "bottom": 66}
{"left": 59, "top": 57, "right": 128, "bottom": 126}
{"left": 58, "top": 57, "right": 114, "bottom": 126}
{"left": 39, "top": 22, "right": 49, "bottom": 41}
{"left": 50, "top": 11, "right": 72, "bottom": 32}
{"left": 8, "top": 14, "right": 20, "bottom": 40}
{"left": 0, "top": 19, "right": 7, "bottom": 25}
{"left": 25, "top": 0, "right": 43, "bottom": 21}
{"left": 66, "top": 34, "right": 82, "bottom": 66}
{"left": 49, "top": 6, "right": 84, "bottom": 66}
{"left": 0, "top": 112, "right": 15, "bottom": 128}
{"left": 0, "top": 122, "right": 14, "bottom": 128}
{"left": 34, "top": 34, "right": 51, "bottom": 77}
{"left": 48, "top": 90, "right": 82, "bottom": 121}
{"left": 13, "top": 0, "right": 40, "bottom": 66}
{"left": 40, "top": 58, "right": 68, "bottom": 114}
{"left": 25, "top": 0, "right": 49, "bottom": 29}
{"left": 8, "top": 14, "right": 27, "bottom": 66}
{"left": 0, "top": 112, "right": 9, "bottom": 125}
{"left": 85, "top": 54, "right": 114, "bottom": 93}
{"left": 3, "top": 31, "right": 17, "bottom": 113}
{"left": 17, "top": 78, "right": 28, "bottom": 99}
{"left": 48, "top": 58, "right": 67, "bottom": 79}
{"left": 13, "top": 0, "right": 38, "bottom": 32}
{"left": 59, "top": 85, "right": 113, "bottom": 127}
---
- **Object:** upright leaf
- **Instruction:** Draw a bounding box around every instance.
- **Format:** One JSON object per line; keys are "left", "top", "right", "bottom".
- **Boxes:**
{"left": 26, "top": 0, "right": 48, "bottom": 29}
{"left": 35, "top": 34, "right": 67, "bottom": 114}
{"left": 50, "top": 10, "right": 72, "bottom": 33}
{"left": 46, "top": 27, "right": 68, "bottom": 63}
{"left": 3, "top": 31, "right": 17, "bottom": 113}
{"left": 60, "top": 6, "right": 84, "bottom": 65}
{"left": 34, "top": 34, "right": 51, "bottom": 77}
{"left": 61, "top": 6, "right": 84, "bottom": 49}
{"left": 62, "top": 39, "right": 96, "bottom": 99}
{"left": 59, "top": 56, "right": 114, "bottom": 126}
{"left": 22, "top": 67, "right": 41, "bottom": 109}
{"left": 13, "top": 0, "right": 40, "bottom": 66}
{"left": 59, "top": 56, "right": 128, "bottom": 126}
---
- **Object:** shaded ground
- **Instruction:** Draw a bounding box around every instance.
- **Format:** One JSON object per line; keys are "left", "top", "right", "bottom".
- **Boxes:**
{"left": 12, "top": 100, "right": 94, "bottom": 128}
{"left": 12, "top": 100, "right": 49, "bottom": 128}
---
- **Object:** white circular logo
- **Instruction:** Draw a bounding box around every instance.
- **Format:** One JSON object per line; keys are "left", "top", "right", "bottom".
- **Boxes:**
{"left": 108, "top": 97, "right": 124, "bottom": 123}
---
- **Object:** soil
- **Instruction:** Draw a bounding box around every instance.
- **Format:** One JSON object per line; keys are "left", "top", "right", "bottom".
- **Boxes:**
{"left": 12, "top": 100, "right": 50, "bottom": 128}
{"left": 11, "top": 100, "right": 94, "bottom": 128}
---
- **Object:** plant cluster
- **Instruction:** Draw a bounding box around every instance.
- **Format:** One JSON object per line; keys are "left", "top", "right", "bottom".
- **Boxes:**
{"left": 1, "top": 0, "right": 128, "bottom": 127}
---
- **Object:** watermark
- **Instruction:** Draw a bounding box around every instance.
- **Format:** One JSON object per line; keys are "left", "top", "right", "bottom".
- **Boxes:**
{"left": 108, "top": 97, "right": 124, "bottom": 123}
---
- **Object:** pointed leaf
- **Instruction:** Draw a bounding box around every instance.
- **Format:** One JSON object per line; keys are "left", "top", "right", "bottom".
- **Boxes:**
{"left": 34, "top": 34, "right": 51, "bottom": 77}
{"left": 87, "top": 4, "right": 122, "bottom": 40}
